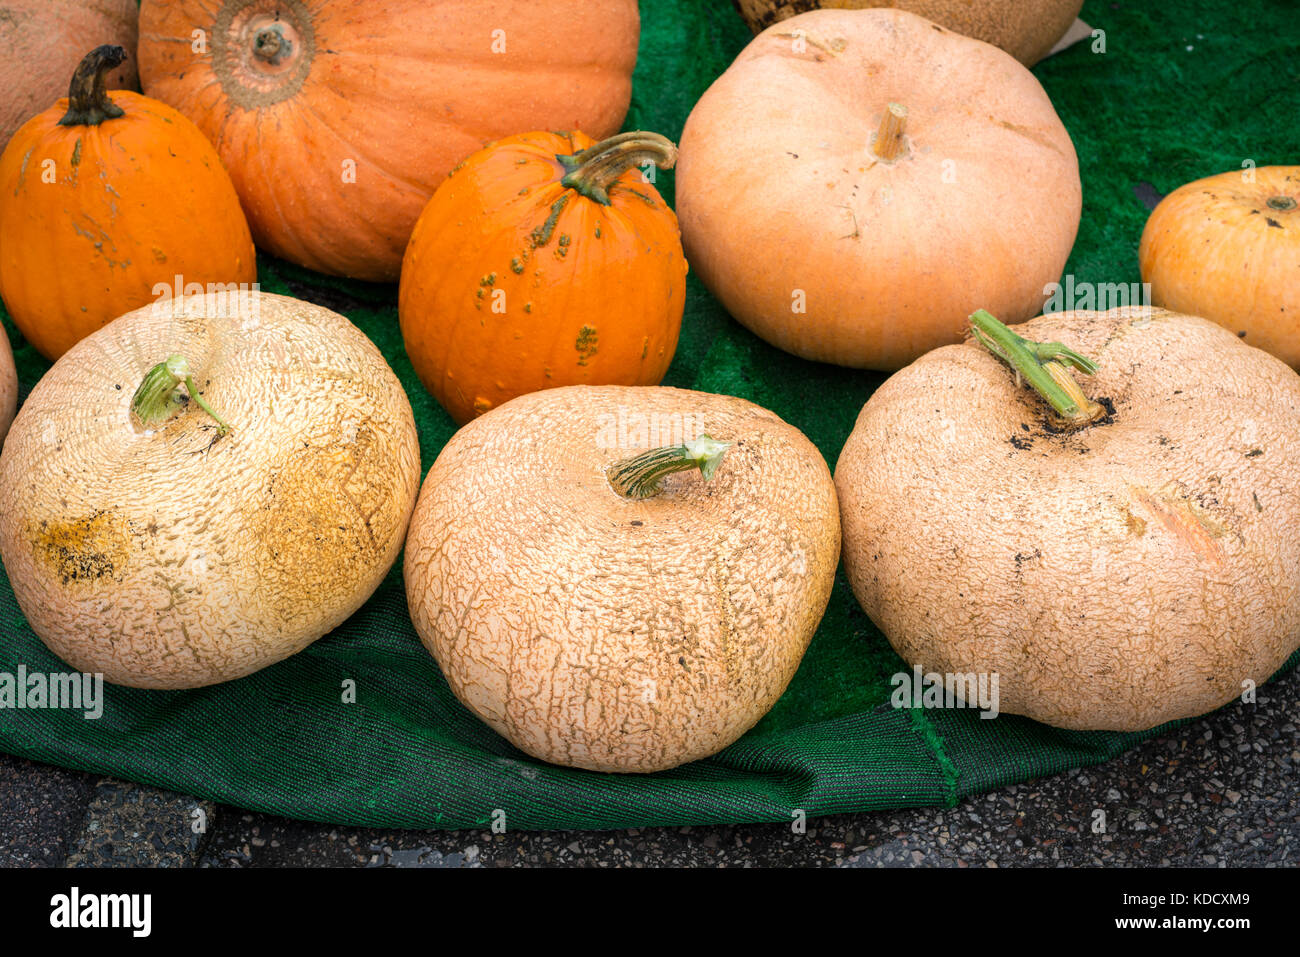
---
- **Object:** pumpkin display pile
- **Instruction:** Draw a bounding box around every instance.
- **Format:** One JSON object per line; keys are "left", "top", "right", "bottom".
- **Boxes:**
{"left": 0, "top": 0, "right": 1296, "bottom": 822}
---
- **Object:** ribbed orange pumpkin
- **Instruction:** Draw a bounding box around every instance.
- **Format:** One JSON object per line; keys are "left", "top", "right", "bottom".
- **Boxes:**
{"left": 0, "top": 46, "right": 256, "bottom": 360}
{"left": 137, "top": 0, "right": 641, "bottom": 282}
{"left": 1139, "top": 166, "right": 1300, "bottom": 367}
{"left": 399, "top": 130, "right": 688, "bottom": 426}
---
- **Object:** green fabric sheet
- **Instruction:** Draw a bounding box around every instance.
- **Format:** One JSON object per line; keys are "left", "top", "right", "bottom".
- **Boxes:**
{"left": 0, "top": 0, "right": 1297, "bottom": 830}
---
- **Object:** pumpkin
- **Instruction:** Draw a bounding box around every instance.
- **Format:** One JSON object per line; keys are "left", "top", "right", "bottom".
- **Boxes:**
{"left": 399, "top": 130, "right": 687, "bottom": 426}
{"left": 0, "top": 46, "right": 256, "bottom": 361}
{"left": 0, "top": 291, "right": 421, "bottom": 689}
{"left": 675, "top": 9, "right": 1081, "bottom": 371}
{"left": 731, "top": 0, "right": 1084, "bottom": 66}
{"left": 0, "top": 326, "right": 14, "bottom": 444}
{"left": 835, "top": 307, "right": 1300, "bottom": 731}
{"left": 1139, "top": 166, "right": 1300, "bottom": 367}
{"left": 0, "top": 0, "right": 138, "bottom": 149}
{"left": 137, "top": 0, "right": 641, "bottom": 282}
{"left": 404, "top": 385, "right": 840, "bottom": 772}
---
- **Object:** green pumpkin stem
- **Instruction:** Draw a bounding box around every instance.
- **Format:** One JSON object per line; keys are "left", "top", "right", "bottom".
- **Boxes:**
{"left": 558, "top": 131, "right": 677, "bottom": 205}
{"left": 59, "top": 45, "right": 127, "bottom": 127}
{"left": 607, "top": 435, "right": 731, "bottom": 499}
{"left": 969, "top": 309, "right": 1105, "bottom": 429}
{"left": 131, "top": 355, "right": 232, "bottom": 436}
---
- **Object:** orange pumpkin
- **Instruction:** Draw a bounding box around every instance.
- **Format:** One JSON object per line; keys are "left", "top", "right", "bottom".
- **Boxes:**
{"left": 0, "top": 46, "right": 256, "bottom": 361}
{"left": 0, "top": 0, "right": 138, "bottom": 150}
{"left": 399, "top": 130, "right": 687, "bottom": 426}
{"left": 137, "top": 0, "right": 641, "bottom": 282}
{"left": 1139, "top": 166, "right": 1300, "bottom": 367}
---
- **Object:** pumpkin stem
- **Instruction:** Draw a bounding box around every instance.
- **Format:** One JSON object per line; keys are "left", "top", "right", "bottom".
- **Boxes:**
{"left": 871, "top": 103, "right": 908, "bottom": 162}
{"left": 559, "top": 131, "right": 678, "bottom": 206}
{"left": 607, "top": 435, "right": 731, "bottom": 499}
{"left": 58, "top": 45, "right": 127, "bottom": 127}
{"left": 131, "top": 355, "right": 232, "bottom": 437}
{"left": 253, "top": 26, "right": 292, "bottom": 64}
{"left": 969, "top": 310, "right": 1105, "bottom": 429}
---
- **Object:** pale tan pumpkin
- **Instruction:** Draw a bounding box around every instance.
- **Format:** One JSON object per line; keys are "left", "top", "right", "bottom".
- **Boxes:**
{"left": 404, "top": 385, "right": 841, "bottom": 772}
{"left": 0, "top": 292, "right": 421, "bottom": 689}
{"left": 676, "top": 9, "right": 1081, "bottom": 371}
{"left": 731, "top": 0, "right": 1084, "bottom": 66}
{"left": 836, "top": 307, "right": 1300, "bottom": 731}
{"left": 137, "top": 0, "right": 641, "bottom": 281}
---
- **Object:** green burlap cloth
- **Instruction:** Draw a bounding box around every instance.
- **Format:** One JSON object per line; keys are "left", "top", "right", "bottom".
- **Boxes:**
{"left": 1, "top": 1, "right": 1296, "bottom": 829}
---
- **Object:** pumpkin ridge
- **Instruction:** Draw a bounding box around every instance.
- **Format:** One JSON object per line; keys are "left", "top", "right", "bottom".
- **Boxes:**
{"left": 293, "top": 94, "right": 429, "bottom": 197}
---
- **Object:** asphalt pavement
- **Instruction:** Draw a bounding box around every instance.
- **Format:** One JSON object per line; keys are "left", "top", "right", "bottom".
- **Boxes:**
{"left": 1, "top": 664, "right": 1295, "bottom": 867}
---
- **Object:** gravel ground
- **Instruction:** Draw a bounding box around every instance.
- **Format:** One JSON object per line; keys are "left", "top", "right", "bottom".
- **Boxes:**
{"left": 2, "top": 665, "right": 1295, "bottom": 868}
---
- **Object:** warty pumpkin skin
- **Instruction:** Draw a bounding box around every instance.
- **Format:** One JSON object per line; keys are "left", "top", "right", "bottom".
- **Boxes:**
{"left": 0, "top": 46, "right": 256, "bottom": 361}
{"left": 1139, "top": 166, "right": 1300, "bottom": 368}
{"left": 731, "top": 0, "right": 1084, "bottom": 67}
{"left": 676, "top": 8, "right": 1081, "bottom": 371}
{"left": 399, "top": 130, "right": 688, "bottom": 426}
{"left": 0, "top": 292, "right": 421, "bottom": 689}
{"left": 0, "top": 0, "right": 138, "bottom": 149}
{"left": 404, "top": 385, "right": 841, "bottom": 773}
{"left": 835, "top": 307, "right": 1300, "bottom": 731}
{"left": 137, "top": 0, "right": 641, "bottom": 282}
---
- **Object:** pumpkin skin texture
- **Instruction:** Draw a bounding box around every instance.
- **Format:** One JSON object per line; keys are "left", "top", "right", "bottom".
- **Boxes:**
{"left": 1139, "top": 167, "right": 1300, "bottom": 368}
{"left": 732, "top": 0, "right": 1084, "bottom": 67}
{"left": 137, "top": 0, "right": 641, "bottom": 282}
{"left": 0, "top": 47, "right": 256, "bottom": 361}
{"left": 0, "top": 292, "right": 421, "bottom": 689}
{"left": 400, "top": 130, "right": 687, "bottom": 426}
{"left": 835, "top": 307, "right": 1300, "bottom": 731}
{"left": 0, "top": 0, "right": 138, "bottom": 149}
{"left": 0, "top": 327, "right": 14, "bottom": 444}
{"left": 404, "top": 385, "right": 841, "bottom": 773}
{"left": 676, "top": 9, "right": 1081, "bottom": 371}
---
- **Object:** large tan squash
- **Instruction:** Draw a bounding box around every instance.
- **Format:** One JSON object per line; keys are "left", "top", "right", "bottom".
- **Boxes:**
{"left": 732, "top": 0, "right": 1084, "bottom": 66}
{"left": 836, "top": 306, "right": 1300, "bottom": 731}
{"left": 0, "top": 292, "right": 421, "bottom": 689}
{"left": 0, "top": 0, "right": 137, "bottom": 149}
{"left": 676, "top": 8, "right": 1080, "bottom": 371}
{"left": 137, "top": 0, "right": 641, "bottom": 282}
{"left": 405, "top": 385, "right": 841, "bottom": 772}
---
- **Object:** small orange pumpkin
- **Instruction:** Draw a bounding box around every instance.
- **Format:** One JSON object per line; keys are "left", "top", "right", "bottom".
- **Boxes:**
{"left": 0, "top": 46, "right": 256, "bottom": 360}
{"left": 399, "top": 130, "right": 688, "bottom": 426}
{"left": 1139, "top": 166, "right": 1300, "bottom": 367}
